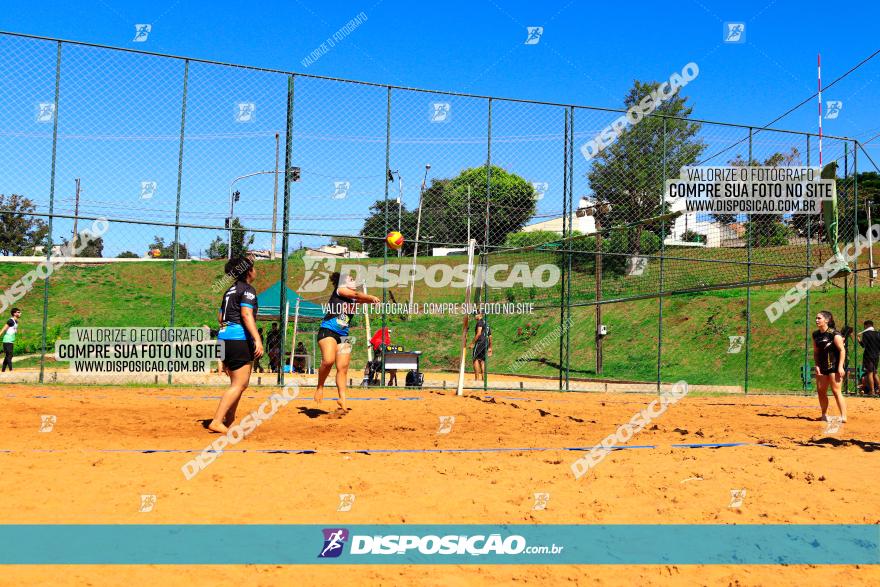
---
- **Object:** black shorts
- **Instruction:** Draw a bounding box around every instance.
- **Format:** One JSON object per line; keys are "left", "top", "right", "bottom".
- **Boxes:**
{"left": 221, "top": 339, "right": 255, "bottom": 371}
{"left": 472, "top": 341, "right": 488, "bottom": 361}
{"left": 864, "top": 356, "right": 879, "bottom": 374}
{"left": 317, "top": 327, "right": 343, "bottom": 344}
{"left": 817, "top": 365, "right": 838, "bottom": 376}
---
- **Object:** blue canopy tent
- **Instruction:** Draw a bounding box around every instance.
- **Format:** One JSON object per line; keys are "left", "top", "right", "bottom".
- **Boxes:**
{"left": 256, "top": 281, "right": 324, "bottom": 374}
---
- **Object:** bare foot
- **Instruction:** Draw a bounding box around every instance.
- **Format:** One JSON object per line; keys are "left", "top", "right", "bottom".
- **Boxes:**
{"left": 820, "top": 415, "right": 828, "bottom": 422}
{"left": 840, "top": 417, "right": 847, "bottom": 423}
{"left": 326, "top": 408, "right": 347, "bottom": 419}
{"left": 207, "top": 420, "right": 228, "bottom": 434}
{"left": 314, "top": 387, "right": 324, "bottom": 404}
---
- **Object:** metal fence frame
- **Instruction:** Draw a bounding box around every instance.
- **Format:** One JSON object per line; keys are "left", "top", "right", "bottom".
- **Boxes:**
{"left": 0, "top": 31, "right": 872, "bottom": 395}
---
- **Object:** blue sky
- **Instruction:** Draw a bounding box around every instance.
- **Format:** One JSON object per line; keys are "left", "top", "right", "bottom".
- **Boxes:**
{"left": 1, "top": 0, "right": 878, "bottom": 257}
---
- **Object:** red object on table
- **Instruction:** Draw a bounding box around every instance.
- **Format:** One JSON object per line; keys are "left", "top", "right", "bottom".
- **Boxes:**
{"left": 370, "top": 327, "right": 391, "bottom": 351}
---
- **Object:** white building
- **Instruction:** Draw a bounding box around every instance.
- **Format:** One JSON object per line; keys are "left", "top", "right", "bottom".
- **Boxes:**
{"left": 664, "top": 196, "right": 743, "bottom": 247}
{"left": 303, "top": 244, "right": 369, "bottom": 259}
{"left": 522, "top": 197, "right": 597, "bottom": 235}
{"left": 518, "top": 195, "right": 746, "bottom": 248}
{"left": 30, "top": 245, "right": 64, "bottom": 257}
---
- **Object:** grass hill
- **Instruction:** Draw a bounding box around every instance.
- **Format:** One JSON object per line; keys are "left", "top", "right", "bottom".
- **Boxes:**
{"left": 1, "top": 242, "right": 876, "bottom": 393}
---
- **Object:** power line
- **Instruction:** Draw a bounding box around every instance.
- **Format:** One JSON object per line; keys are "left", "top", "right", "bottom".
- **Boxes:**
{"left": 696, "top": 48, "right": 880, "bottom": 166}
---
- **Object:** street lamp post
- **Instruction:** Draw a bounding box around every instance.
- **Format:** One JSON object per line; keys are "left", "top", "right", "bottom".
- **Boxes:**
{"left": 228, "top": 167, "right": 299, "bottom": 259}
{"left": 408, "top": 164, "right": 431, "bottom": 309}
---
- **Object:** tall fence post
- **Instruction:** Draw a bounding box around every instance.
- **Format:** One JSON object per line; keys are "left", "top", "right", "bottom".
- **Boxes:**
{"left": 852, "top": 141, "right": 859, "bottom": 389}
{"left": 745, "top": 127, "right": 753, "bottom": 394}
{"left": 657, "top": 116, "right": 668, "bottom": 394}
{"left": 381, "top": 86, "right": 391, "bottom": 386}
{"left": 278, "top": 74, "right": 295, "bottom": 387}
{"left": 39, "top": 41, "right": 63, "bottom": 384}
{"left": 483, "top": 98, "right": 492, "bottom": 393}
{"left": 168, "top": 59, "right": 189, "bottom": 385}
{"left": 565, "top": 106, "right": 574, "bottom": 391}
{"left": 844, "top": 144, "right": 849, "bottom": 353}
{"left": 558, "top": 108, "right": 569, "bottom": 391}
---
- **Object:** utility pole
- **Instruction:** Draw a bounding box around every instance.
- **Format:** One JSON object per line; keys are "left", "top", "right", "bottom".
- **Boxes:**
{"left": 271, "top": 133, "right": 280, "bottom": 260}
{"left": 72, "top": 178, "right": 81, "bottom": 257}
{"left": 582, "top": 200, "right": 610, "bottom": 376}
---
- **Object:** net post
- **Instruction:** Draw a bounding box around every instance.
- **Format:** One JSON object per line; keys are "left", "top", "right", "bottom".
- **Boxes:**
{"left": 290, "top": 298, "right": 300, "bottom": 375}
{"left": 456, "top": 238, "right": 477, "bottom": 396}
{"left": 804, "top": 134, "right": 812, "bottom": 393}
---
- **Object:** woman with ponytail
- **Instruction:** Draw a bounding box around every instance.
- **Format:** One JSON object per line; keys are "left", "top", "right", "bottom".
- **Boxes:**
{"left": 812, "top": 310, "right": 848, "bottom": 422}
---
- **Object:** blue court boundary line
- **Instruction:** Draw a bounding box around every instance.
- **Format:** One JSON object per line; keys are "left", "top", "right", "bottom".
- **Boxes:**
{"left": 0, "top": 443, "right": 772, "bottom": 455}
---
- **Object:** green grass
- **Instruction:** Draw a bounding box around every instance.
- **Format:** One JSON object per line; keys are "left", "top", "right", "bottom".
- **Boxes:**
{"left": 1, "top": 243, "right": 875, "bottom": 393}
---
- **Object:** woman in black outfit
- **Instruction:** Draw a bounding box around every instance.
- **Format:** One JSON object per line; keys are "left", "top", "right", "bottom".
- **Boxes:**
{"left": 812, "top": 310, "right": 848, "bottom": 422}
{"left": 208, "top": 257, "right": 264, "bottom": 433}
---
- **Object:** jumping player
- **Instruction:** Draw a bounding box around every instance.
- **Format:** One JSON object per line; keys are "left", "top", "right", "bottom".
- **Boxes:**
{"left": 315, "top": 272, "right": 380, "bottom": 417}
{"left": 812, "top": 310, "right": 848, "bottom": 422}
{"left": 208, "top": 256, "right": 264, "bottom": 433}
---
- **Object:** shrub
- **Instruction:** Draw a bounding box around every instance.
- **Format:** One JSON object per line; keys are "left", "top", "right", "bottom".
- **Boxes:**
{"left": 745, "top": 221, "right": 790, "bottom": 248}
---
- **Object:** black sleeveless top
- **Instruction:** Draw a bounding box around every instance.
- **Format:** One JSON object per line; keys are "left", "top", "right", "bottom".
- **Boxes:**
{"left": 813, "top": 329, "right": 842, "bottom": 372}
{"left": 320, "top": 288, "right": 358, "bottom": 335}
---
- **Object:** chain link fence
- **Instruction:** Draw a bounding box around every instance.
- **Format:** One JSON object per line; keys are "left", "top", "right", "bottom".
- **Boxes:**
{"left": 0, "top": 32, "right": 871, "bottom": 393}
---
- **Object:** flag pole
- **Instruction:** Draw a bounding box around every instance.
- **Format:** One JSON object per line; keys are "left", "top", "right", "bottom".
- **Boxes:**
{"left": 818, "top": 52, "right": 823, "bottom": 168}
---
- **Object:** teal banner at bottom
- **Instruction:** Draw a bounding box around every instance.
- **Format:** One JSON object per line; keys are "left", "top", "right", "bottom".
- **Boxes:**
{"left": 0, "top": 525, "right": 877, "bottom": 565}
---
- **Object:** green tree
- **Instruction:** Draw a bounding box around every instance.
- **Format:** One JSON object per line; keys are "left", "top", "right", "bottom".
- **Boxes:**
{"left": 855, "top": 172, "right": 880, "bottom": 236}
{"left": 0, "top": 194, "right": 48, "bottom": 255}
{"left": 62, "top": 232, "right": 104, "bottom": 257}
{"left": 360, "top": 167, "right": 536, "bottom": 256}
{"left": 444, "top": 166, "right": 535, "bottom": 246}
{"left": 206, "top": 236, "right": 228, "bottom": 259}
{"left": 587, "top": 80, "right": 705, "bottom": 254}
{"left": 333, "top": 236, "right": 363, "bottom": 252}
{"left": 117, "top": 251, "right": 139, "bottom": 258}
{"left": 360, "top": 200, "right": 419, "bottom": 258}
{"left": 730, "top": 147, "right": 800, "bottom": 247}
{"left": 229, "top": 218, "right": 254, "bottom": 259}
{"left": 148, "top": 236, "right": 190, "bottom": 259}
